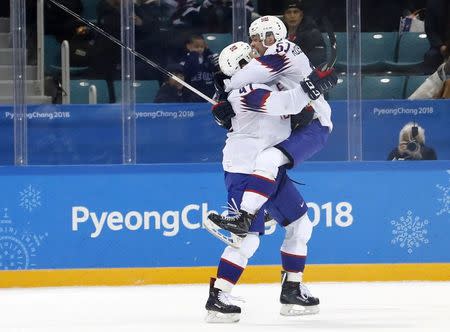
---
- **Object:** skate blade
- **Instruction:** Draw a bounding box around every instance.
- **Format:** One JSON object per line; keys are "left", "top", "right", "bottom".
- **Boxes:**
{"left": 205, "top": 310, "right": 240, "bottom": 323}
{"left": 280, "top": 304, "right": 320, "bottom": 316}
{"left": 204, "top": 218, "right": 242, "bottom": 248}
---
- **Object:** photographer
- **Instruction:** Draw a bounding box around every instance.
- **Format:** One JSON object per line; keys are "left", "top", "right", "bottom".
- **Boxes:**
{"left": 387, "top": 122, "right": 437, "bottom": 160}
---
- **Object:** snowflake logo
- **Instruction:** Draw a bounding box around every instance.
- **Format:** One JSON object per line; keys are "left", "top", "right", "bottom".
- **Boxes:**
{"left": 19, "top": 185, "right": 41, "bottom": 212}
{"left": 391, "top": 210, "right": 429, "bottom": 254}
{"left": 436, "top": 170, "right": 450, "bottom": 216}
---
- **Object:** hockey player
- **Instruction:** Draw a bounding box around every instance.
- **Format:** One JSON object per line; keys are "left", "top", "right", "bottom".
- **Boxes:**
{"left": 210, "top": 16, "right": 336, "bottom": 231}
{"left": 205, "top": 41, "right": 331, "bottom": 323}
{"left": 206, "top": 15, "right": 337, "bottom": 320}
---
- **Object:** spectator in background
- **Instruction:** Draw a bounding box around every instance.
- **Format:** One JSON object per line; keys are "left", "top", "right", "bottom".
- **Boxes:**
{"left": 165, "top": 0, "right": 204, "bottom": 65}
{"left": 88, "top": 0, "right": 123, "bottom": 102}
{"left": 387, "top": 122, "right": 437, "bottom": 160}
{"left": 199, "top": 0, "right": 257, "bottom": 33}
{"left": 258, "top": 0, "right": 346, "bottom": 32}
{"left": 44, "top": 0, "right": 88, "bottom": 42}
{"left": 409, "top": 56, "right": 450, "bottom": 99}
{"left": 179, "top": 35, "right": 218, "bottom": 102}
{"left": 282, "top": 0, "right": 326, "bottom": 67}
{"left": 424, "top": 0, "right": 450, "bottom": 73}
{"left": 154, "top": 64, "right": 193, "bottom": 102}
{"left": 166, "top": 1, "right": 258, "bottom": 62}
{"left": 170, "top": 0, "right": 203, "bottom": 30}
{"left": 134, "top": 0, "right": 166, "bottom": 80}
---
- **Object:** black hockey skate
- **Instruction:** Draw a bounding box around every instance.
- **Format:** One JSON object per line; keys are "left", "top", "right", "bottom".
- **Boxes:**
{"left": 207, "top": 210, "right": 254, "bottom": 237}
{"left": 205, "top": 278, "right": 241, "bottom": 323}
{"left": 280, "top": 272, "right": 320, "bottom": 316}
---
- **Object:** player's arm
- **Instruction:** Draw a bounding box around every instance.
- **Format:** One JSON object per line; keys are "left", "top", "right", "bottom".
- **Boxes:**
{"left": 226, "top": 49, "right": 294, "bottom": 91}
{"left": 237, "top": 84, "right": 311, "bottom": 116}
{"left": 264, "top": 87, "right": 312, "bottom": 116}
{"left": 227, "top": 41, "right": 323, "bottom": 91}
{"left": 225, "top": 59, "right": 273, "bottom": 91}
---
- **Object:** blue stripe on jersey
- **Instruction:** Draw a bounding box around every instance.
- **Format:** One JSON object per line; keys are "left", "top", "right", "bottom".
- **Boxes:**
{"left": 240, "top": 88, "right": 271, "bottom": 113}
{"left": 256, "top": 54, "right": 291, "bottom": 74}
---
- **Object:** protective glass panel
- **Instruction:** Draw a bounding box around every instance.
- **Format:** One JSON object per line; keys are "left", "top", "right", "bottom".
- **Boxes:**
{"left": 134, "top": 0, "right": 246, "bottom": 163}
{"left": 0, "top": 0, "right": 126, "bottom": 165}
{"left": 133, "top": 0, "right": 350, "bottom": 164}
{"left": 360, "top": 0, "right": 450, "bottom": 161}
{"left": 6, "top": 1, "right": 448, "bottom": 165}
{"left": 263, "top": 0, "right": 348, "bottom": 161}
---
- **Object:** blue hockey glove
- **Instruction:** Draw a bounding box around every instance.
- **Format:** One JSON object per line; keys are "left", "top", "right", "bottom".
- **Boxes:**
{"left": 212, "top": 101, "right": 235, "bottom": 130}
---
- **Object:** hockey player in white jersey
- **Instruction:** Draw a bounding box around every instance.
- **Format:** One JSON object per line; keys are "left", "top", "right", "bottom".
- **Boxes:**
{"left": 210, "top": 15, "right": 336, "bottom": 232}
{"left": 205, "top": 41, "right": 325, "bottom": 323}
{"left": 207, "top": 15, "right": 337, "bottom": 319}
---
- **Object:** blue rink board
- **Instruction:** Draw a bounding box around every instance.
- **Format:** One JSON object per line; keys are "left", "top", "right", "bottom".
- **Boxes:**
{"left": 0, "top": 100, "right": 449, "bottom": 165}
{"left": 0, "top": 161, "right": 449, "bottom": 270}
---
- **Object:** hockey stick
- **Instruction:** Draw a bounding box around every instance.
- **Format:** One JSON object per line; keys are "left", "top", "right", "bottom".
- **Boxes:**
{"left": 46, "top": 0, "right": 216, "bottom": 104}
{"left": 320, "top": 16, "right": 337, "bottom": 71}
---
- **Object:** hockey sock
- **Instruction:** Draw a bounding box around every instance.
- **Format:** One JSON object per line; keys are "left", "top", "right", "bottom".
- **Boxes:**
{"left": 214, "top": 277, "right": 234, "bottom": 293}
{"left": 281, "top": 251, "right": 306, "bottom": 274}
{"left": 216, "top": 234, "right": 260, "bottom": 287}
{"left": 286, "top": 271, "right": 303, "bottom": 283}
{"left": 217, "top": 258, "right": 245, "bottom": 286}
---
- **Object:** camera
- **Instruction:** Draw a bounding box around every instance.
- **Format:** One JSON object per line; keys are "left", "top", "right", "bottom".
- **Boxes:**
{"left": 406, "top": 124, "right": 420, "bottom": 153}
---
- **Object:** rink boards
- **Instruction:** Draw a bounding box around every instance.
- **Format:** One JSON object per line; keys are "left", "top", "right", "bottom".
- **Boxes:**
{"left": 0, "top": 161, "right": 449, "bottom": 287}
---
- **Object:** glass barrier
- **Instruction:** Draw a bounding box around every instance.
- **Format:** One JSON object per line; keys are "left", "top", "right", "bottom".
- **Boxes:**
{"left": 359, "top": 0, "right": 449, "bottom": 161}
{"left": 2, "top": 0, "right": 448, "bottom": 165}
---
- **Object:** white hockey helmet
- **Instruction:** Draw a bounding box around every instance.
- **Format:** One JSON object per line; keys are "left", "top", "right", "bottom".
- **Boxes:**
{"left": 219, "top": 41, "right": 253, "bottom": 77}
{"left": 249, "top": 16, "right": 287, "bottom": 46}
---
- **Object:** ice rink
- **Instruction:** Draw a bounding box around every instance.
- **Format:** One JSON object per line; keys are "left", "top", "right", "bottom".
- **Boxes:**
{"left": 1, "top": 281, "right": 449, "bottom": 332}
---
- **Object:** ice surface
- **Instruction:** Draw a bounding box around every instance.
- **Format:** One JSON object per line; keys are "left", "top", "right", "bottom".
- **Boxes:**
{"left": 1, "top": 281, "right": 449, "bottom": 331}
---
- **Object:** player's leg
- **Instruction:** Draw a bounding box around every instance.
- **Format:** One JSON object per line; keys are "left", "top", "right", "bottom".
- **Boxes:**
{"left": 232, "top": 119, "right": 330, "bottom": 222}
{"left": 205, "top": 172, "right": 263, "bottom": 323}
{"left": 275, "top": 119, "right": 330, "bottom": 169}
{"left": 239, "top": 149, "right": 289, "bottom": 214}
{"left": 266, "top": 174, "right": 319, "bottom": 316}
{"left": 207, "top": 171, "right": 281, "bottom": 236}
{"left": 205, "top": 232, "right": 261, "bottom": 323}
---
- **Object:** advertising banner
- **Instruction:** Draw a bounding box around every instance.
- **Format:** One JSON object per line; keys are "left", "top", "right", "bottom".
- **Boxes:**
{"left": 0, "top": 162, "right": 449, "bottom": 271}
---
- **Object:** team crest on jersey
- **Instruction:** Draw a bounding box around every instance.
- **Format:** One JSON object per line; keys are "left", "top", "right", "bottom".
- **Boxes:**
{"left": 256, "top": 54, "right": 291, "bottom": 74}
{"left": 240, "top": 88, "right": 271, "bottom": 113}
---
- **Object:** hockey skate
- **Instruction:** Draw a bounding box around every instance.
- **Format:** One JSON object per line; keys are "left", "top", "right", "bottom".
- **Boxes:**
{"left": 205, "top": 278, "right": 241, "bottom": 323}
{"left": 279, "top": 272, "right": 320, "bottom": 316}
{"left": 203, "top": 217, "right": 244, "bottom": 248}
{"left": 207, "top": 210, "right": 253, "bottom": 237}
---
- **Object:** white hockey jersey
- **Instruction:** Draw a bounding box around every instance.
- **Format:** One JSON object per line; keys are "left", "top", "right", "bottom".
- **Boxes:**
{"left": 223, "top": 82, "right": 312, "bottom": 174}
{"left": 224, "top": 39, "right": 333, "bottom": 131}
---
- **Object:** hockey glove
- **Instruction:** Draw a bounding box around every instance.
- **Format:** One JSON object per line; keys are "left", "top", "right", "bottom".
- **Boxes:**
{"left": 213, "top": 71, "right": 230, "bottom": 101}
{"left": 301, "top": 68, "right": 338, "bottom": 100}
{"left": 212, "top": 101, "right": 235, "bottom": 130}
{"left": 208, "top": 53, "right": 220, "bottom": 71}
{"left": 290, "top": 105, "right": 315, "bottom": 130}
